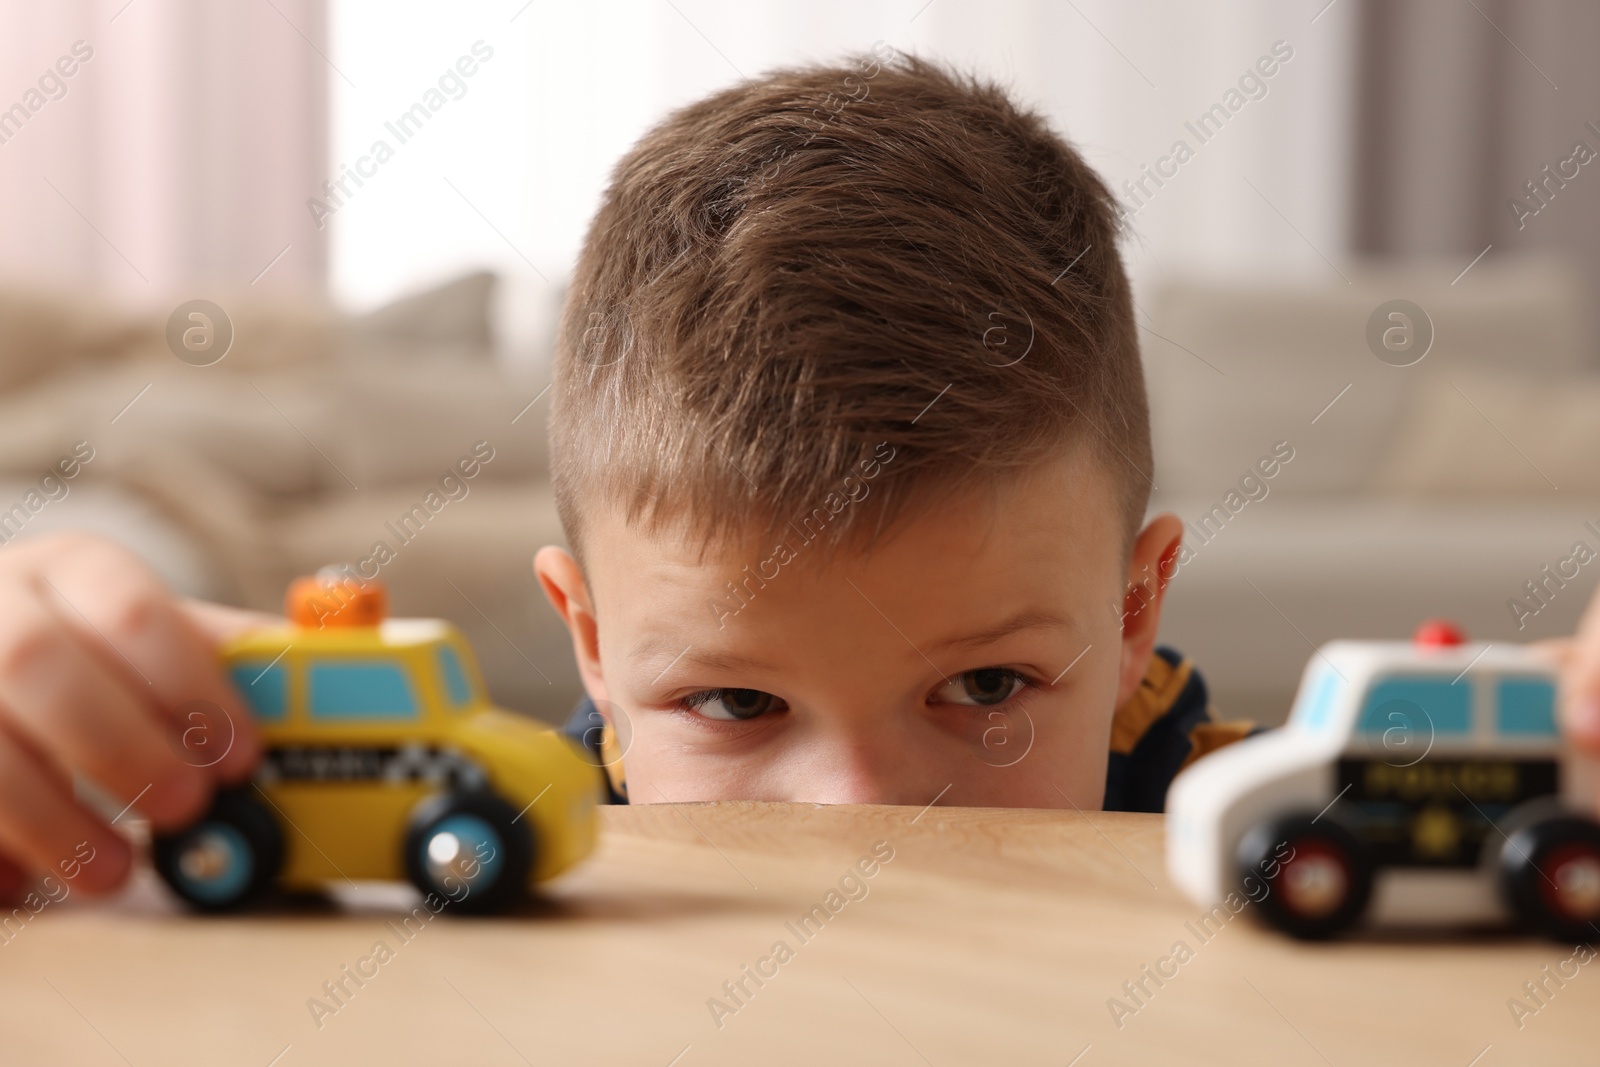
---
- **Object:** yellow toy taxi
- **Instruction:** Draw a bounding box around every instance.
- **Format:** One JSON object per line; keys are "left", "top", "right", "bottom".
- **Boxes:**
{"left": 152, "top": 573, "right": 600, "bottom": 914}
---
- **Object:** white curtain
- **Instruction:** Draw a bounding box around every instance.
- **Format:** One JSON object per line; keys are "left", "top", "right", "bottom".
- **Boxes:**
{"left": 0, "top": 0, "right": 328, "bottom": 301}
{"left": 1353, "top": 0, "right": 1600, "bottom": 351}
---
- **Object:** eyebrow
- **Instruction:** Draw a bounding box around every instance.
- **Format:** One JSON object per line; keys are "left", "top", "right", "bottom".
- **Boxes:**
{"left": 925, "top": 609, "right": 1074, "bottom": 654}
{"left": 628, "top": 608, "right": 1072, "bottom": 682}
{"left": 629, "top": 639, "right": 777, "bottom": 678}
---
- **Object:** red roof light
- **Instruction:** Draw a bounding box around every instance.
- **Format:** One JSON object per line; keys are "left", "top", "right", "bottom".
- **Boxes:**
{"left": 1413, "top": 619, "right": 1466, "bottom": 647}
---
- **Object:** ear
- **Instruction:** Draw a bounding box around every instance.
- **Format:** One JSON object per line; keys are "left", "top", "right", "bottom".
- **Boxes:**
{"left": 533, "top": 546, "right": 608, "bottom": 704}
{"left": 1115, "top": 513, "right": 1184, "bottom": 709}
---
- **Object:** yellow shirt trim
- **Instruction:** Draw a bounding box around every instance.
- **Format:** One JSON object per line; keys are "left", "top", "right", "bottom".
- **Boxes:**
{"left": 1109, "top": 653, "right": 1193, "bottom": 756}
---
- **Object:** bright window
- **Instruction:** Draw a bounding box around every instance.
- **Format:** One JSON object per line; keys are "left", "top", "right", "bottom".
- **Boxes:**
{"left": 1497, "top": 677, "right": 1557, "bottom": 736}
{"left": 437, "top": 646, "right": 473, "bottom": 706}
{"left": 1294, "top": 665, "right": 1345, "bottom": 733}
{"left": 1358, "top": 677, "right": 1471, "bottom": 736}
{"left": 328, "top": 2, "right": 1355, "bottom": 347}
{"left": 230, "top": 662, "right": 287, "bottom": 722}
{"left": 308, "top": 661, "right": 419, "bottom": 720}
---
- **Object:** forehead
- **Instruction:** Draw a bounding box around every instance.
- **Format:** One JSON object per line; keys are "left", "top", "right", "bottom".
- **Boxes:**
{"left": 581, "top": 451, "right": 1125, "bottom": 666}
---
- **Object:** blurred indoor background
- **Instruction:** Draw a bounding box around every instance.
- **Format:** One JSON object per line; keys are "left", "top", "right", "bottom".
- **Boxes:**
{"left": 0, "top": 0, "right": 1595, "bottom": 726}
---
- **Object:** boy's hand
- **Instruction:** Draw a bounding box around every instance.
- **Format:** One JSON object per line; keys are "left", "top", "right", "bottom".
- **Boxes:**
{"left": 1562, "top": 586, "right": 1600, "bottom": 756}
{"left": 0, "top": 534, "right": 269, "bottom": 899}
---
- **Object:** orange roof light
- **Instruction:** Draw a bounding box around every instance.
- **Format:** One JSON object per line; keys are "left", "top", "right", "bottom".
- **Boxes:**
{"left": 287, "top": 570, "right": 388, "bottom": 629}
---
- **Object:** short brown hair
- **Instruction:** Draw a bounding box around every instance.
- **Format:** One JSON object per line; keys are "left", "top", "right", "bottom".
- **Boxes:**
{"left": 550, "top": 51, "right": 1149, "bottom": 562}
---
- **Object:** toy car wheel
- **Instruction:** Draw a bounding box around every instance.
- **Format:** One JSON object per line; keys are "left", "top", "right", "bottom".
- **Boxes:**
{"left": 1237, "top": 814, "right": 1372, "bottom": 940}
{"left": 403, "top": 792, "right": 533, "bottom": 915}
{"left": 152, "top": 788, "right": 284, "bottom": 912}
{"left": 1500, "top": 815, "right": 1600, "bottom": 942}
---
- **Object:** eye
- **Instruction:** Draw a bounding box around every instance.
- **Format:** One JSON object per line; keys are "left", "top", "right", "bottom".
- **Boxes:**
{"left": 683, "top": 688, "right": 784, "bottom": 721}
{"left": 933, "top": 668, "right": 1028, "bottom": 707}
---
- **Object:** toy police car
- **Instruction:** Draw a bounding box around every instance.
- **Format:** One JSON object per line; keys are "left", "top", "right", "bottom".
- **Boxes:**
{"left": 1167, "top": 622, "right": 1600, "bottom": 940}
{"left": 153, "top": 574, "right": 600, "bottom": 914}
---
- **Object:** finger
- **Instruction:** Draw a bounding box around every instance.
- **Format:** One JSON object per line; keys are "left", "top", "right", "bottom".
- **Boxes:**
{"left": 0, "top": 721, "right": 131, "bottom": 894}
{"left": 39, "top": 544, "right": 262, "bottom": 784}
{"left": 0, "top": 853, "right": 29, "bottom": 906}
{"left": 0, "top": 583, "right": 209, "bottom": 829}
{"left": 179, "top": 599, "right": 283, "bottom": 644}
{"left": 1526, "top": 637, "right": 1572, "bottom": 665}
{"left": 180, "top": 602, "right": 283, "bottom": 783}
{"left": 1561, "top": 590, "right": 1600, "bottom": 753}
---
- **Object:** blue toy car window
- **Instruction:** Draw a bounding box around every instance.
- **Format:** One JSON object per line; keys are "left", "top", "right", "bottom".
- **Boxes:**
{"left": 1358, "top": 676, "right": 1470, "bottom": 736}
{"left": 308, "top": 661, "right": 419, "bottom": 720}
{"left": 230, "top": 661, "right": 287, "bottom": 721}
{"left": 1497, "top": 677, "right": 1557, "bottom": 736}
{"left": 1295, "top": 665, "right": 1345, "bottom": 733}
{"left": 437, "top": 646, "right": 473, "bottom": 707}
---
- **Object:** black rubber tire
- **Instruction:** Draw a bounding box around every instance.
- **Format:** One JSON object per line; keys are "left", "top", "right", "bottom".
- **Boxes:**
{"left": 1237, "top": 813, "right": 1373, "bottom": 940}
{"left": 1500, "top": 815, "right": 1600, "bottom": 942}
{"left": 152, "top": 788, "right": 284, "bottom": 912}
{"left": 402, "top": 792, "right": 533, "bottom": 915}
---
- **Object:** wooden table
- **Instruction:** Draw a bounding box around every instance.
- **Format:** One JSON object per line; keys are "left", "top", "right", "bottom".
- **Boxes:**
{"left": 2, "top": 803, "right": 1593, "bottom": 1065}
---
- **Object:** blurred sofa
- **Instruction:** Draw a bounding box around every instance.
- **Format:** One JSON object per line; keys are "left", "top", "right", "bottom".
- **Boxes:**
{"left": 1145, "top": 256, "right": 1600, "bottom": 725}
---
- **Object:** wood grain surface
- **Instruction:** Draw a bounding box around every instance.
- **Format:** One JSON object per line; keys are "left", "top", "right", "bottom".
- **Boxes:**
{"left": 0, "top": 802, "right": 1593, "bottom": 1066}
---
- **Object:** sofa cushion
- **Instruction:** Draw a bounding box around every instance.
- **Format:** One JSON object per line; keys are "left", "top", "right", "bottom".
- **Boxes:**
{"left": 1373, "top": 367, "right": 1600, "bottom": 496}
{"left": 1145, "top": 258, "right": 1593, "bottom": 501}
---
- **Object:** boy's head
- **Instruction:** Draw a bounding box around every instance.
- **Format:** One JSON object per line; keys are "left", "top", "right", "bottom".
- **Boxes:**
{"left": 536, "top": 53, "right": 1182, "bottom": 808}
